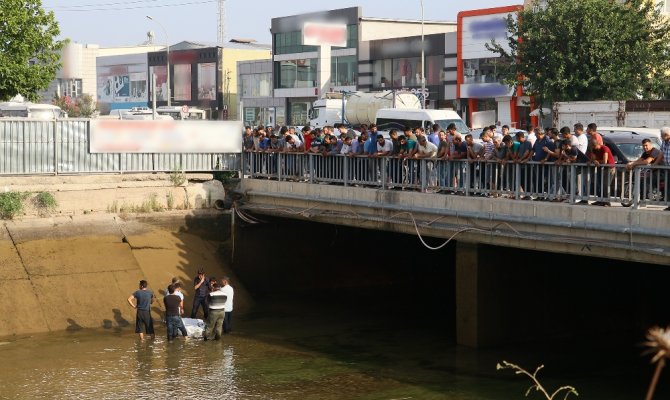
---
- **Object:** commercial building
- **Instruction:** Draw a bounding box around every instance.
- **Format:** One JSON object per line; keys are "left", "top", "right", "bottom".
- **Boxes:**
{"left": 238, "top": 59, "right": 286, "bottom": 127}
{"left": 271, "top": 7, "right": 457, "bottom": 125}
{"left": 148, "top": 40, "right": 270, "bottom": 120}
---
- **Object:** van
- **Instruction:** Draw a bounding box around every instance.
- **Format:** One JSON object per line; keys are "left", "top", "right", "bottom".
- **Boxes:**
{"left": 375, "top": 108, "right": 469, "bottom": 135}
{"left": 0, "top": 101, "right": 67, "bottom": 119}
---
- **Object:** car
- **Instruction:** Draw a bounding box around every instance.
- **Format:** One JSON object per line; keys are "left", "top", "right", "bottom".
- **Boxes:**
{"left": 599, "top": 128, "right": 661, "bottom": 164}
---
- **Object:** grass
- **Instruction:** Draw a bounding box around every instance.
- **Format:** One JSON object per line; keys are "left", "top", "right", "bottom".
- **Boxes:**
{"left": 34, "top": 191, "right": 58, "bottom": 215}
{"left": 169, "top": 166, "right": 187, "bottom": 187}
{"left": 166, "top": 191, "right": 175, "bottom": 210}
{"left": 110, "top": 194, "right": 163, "bottom": 215}
{"left": 0, "top": 191, "right": 30, "bottom": 219}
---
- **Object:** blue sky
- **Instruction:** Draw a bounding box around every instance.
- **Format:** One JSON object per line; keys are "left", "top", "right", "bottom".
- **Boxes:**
{"left": 42, "top": 0, "right": 516, "bottom": 47}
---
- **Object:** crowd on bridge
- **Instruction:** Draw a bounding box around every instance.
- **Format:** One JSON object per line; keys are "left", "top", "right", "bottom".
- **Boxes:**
{"left": 126, "top": 270, "right": 234, "bottom": 341}
{"left": 242, "top": 122, "right": 670, "bottom": 210}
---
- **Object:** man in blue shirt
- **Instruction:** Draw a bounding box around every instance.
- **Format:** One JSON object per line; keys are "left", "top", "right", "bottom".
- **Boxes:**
{"left": 127, "top": 280, "right": 155, "bottom": 341}
{"left": 530, "top": 129, "right": 555, "bottom": 198}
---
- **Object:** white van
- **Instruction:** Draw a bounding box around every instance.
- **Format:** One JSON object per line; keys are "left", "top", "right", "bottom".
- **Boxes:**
{"left": 0, "top": 101, "right": 67, "bottom": 119}
{"left": 375, "top": 108, "right": 469, "bottom": 135}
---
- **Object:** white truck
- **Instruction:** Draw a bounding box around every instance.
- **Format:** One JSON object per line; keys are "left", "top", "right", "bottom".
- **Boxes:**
{"left": 553, "top": 100, "right": 670, "bottom": 129}
{"left": 309, "top": 91, "right": 421, "bottom": 128}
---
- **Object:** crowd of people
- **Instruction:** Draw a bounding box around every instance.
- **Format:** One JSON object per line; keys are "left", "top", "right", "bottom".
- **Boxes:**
{"left": 127, "top": 271, "right": 234, "bottom": 341}
{"left": 243, "top": 122, "right": 670, "bottom": 209}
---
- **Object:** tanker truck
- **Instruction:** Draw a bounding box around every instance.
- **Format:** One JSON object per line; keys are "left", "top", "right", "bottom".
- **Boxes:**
{"left": 308, "top": 91, "right": 421, "bottom": 128}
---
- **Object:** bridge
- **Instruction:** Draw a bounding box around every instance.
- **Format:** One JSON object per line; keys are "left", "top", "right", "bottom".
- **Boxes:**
{"left": 238, "top": 151, "right": 670, "bottom": 347}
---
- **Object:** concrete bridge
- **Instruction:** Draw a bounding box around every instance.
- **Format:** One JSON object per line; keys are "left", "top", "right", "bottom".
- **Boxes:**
{"left": 238, "top": 172, "right": 670, "bottom": 347}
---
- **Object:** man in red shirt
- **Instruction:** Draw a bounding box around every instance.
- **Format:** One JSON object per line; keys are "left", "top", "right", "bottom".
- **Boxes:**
{"left": 589, "top": 138, "right": 615, "bottom": 206}
{"left": 586, "top": 123, "right": 604, "bottom": 147}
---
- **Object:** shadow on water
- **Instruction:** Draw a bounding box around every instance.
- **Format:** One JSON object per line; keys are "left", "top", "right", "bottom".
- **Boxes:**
{"left": 66, "top": 318, "right": 83, "bottom": 332}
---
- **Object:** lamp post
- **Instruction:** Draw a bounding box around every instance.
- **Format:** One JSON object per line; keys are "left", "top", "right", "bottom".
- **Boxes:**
{"left": 420, "top": 0, "right": 426, "bottom": 109}
{"left": 146, "top": 15, "right": 170, "bottom": 106}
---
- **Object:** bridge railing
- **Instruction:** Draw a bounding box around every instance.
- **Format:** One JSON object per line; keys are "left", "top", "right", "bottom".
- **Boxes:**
{"left": 0, "top": 119, "right": 241, "bottom": 175}
{"left": 242, "top": 151, "right": 670, "bottom": 209}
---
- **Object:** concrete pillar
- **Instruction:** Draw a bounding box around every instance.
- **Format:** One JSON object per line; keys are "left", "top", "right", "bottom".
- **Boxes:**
{"left": 317, "top": 46, "right": 332, "bottom": 97}
{"left": 456, "top": 242, "right": 514, "bottom": 348}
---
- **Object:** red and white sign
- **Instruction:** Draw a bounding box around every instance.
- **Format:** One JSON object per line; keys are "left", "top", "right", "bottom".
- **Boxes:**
{"left": 302, "top": 22, "right": 347, "bottom": 47}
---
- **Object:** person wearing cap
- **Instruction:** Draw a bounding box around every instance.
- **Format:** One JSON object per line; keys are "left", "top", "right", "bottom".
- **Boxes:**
{"left": 190, "top": 269, "right": 210, "bottom": 319}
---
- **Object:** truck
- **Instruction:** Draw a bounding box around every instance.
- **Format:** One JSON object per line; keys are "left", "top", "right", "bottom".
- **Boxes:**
{"left": 553, "top": 100, "right": 670, "bottom": 129}
{"left": 309, "top": 91, "right": 421, "bottom": 128}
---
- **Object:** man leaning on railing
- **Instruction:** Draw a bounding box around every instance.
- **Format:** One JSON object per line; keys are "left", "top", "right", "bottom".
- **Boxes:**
{"left": 659, "top": 127, "right": 670, "bottom": 211}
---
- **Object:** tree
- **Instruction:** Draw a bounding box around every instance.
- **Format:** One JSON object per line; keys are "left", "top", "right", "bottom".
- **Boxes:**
{"left": 0, "top": 0, "right": 67, "bottom": 101}
{"left": 52, "top": 94, "right": 97, "bottom": 117}
{"left": 487, "top": 0, "right": 670, "bottom": 106}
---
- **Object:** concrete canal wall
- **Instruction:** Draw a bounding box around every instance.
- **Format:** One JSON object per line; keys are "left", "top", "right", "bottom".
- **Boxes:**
{"left": 0, "top": 209, "right": 244, "bottom": 338}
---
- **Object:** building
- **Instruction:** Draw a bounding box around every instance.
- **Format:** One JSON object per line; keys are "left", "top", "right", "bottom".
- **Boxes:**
{"left": 148, "top": 40, "right": 270, "bottom": 119}
{"left": 271, "top": 7, "right": 457, "bottom": 125}
{"left": 457, "top": 6, "right": 526, "bottom": 129}
{"left": 238, "top": 60, "right": 286, "bottom": 127}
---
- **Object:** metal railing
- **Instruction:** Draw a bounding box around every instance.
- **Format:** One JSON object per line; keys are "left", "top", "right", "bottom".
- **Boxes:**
{"left": 0, "top": 119, "right": 240, "bottom": 175}
{"left": 242, "top": 151, "right": 670, "bottom": 209}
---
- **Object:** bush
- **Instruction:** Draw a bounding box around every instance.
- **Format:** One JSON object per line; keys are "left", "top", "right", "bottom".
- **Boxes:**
{"left": 169, "top": 166, "right": 187, "bottom": 187}
{"left": 34, "top": 191, "right": 58, "bottom": 213}
{"left": 0, "top": 191, "right": 30, "bottom": 219}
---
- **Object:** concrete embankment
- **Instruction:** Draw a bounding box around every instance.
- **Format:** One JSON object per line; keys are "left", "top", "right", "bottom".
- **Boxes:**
{"left": 0, "top": 211, "right": 246, "bottom": 338}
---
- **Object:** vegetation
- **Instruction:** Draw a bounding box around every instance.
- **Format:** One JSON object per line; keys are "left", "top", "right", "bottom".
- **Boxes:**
{"left": 497, "top": 360, "right": 578, "bottom": 399}
{"left": 52, "top": 93, "right": 97, "bottom": 117}
{"left": 33, "top": 191, "right": 58, "bottom": 215}
{"left": 0, "top": 191, "right": 30, "bottom": 219}
{"left": 0, "top": 0, "right": 67, "bottom": 101}
{"left": 488, "top": 0, "right": 670, "bottom": 111}
{"left": 166, "top": 191, "right": 175, "bottom": 210}
{"left": 169, "top": 166, "right": 187, "bottom": 187}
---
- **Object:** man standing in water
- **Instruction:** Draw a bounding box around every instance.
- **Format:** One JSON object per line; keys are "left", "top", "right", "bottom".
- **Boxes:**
{"left": 204, "top": 281, "right": 227, "bottom": 340}
{"left": 127, "top": 280, "right": 155, "bottom": 340}
{"left": 191, "top": 269, "right": 209, "bottom": 319}
{"left": 164, "top": 284, "right": 186, "bottom": 341}
{"left": 220, "top": 276, "right": 234, "bottom": 334}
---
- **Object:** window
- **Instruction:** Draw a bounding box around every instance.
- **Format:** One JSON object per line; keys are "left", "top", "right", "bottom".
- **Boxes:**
{"left": 372, "top": 56, "right": 443, "bottom": 89}
{"left": 462, "top": 58, "right": 508, "bottom": 84}
{"left": 330, "top": 55, "right": 357, "bottom": 86}
{"left": 274, "top": 25, "right": 358, "bottom": 55}
{"left": 275, "top": 59, "right": 317, "bottom": 89}
{"left": 242, "top": 73, "right": 271, "bottom": 97}
{"left": 58, "top": 79, "right": 83, "bottom": 98}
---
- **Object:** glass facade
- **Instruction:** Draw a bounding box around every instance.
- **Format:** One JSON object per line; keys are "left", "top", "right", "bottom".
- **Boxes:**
{"left": 372, "top": 55, "right": 443, "bottom": 88}
{"left": 275, "top": 59, "right": 317, "bottom": 89}
{"left": 241, "top": 73, "right": 272, "bottom": 97}
{"left": 244, "top": 106, "right": 285, "bottom": 127}
{"left": 274, "top": 25, "right": 358, "bottom": 55}
{"left": 330, "top": 55, "right": 357, "bottom": 86}
{"left": 462, "top": 58, "right": 508, "bottom": 84}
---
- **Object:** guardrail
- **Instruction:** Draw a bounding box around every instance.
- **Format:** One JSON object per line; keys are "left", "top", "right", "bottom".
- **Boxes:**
{"left": 242, "top": 151, "right": 670, "bottom": 210}
{"left": 0, "top": 119, "right": 240, "bottom": 175}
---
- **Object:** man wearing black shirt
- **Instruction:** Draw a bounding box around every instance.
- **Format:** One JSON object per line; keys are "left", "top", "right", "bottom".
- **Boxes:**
{"left": 190, "top": 269, "right": 209, "bottom": 319}
{"left": 164, "top": 284, "right": 185, "bottom": 341}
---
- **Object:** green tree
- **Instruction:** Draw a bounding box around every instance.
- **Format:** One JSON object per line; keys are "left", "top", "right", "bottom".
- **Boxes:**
{"left": 0, "top": 0, "right": 66, "bottom": 101}
{"left": 487, "top": 0, "right": 670, "bottom": 107}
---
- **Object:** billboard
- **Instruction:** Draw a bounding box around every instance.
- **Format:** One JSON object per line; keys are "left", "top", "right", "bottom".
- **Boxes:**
{"left": 302, "top": 22, "right": 347, "bottom": 47}
{"left": 198, "top": 63, "right": 216, "bottom": 100}
{"left": 149, "top": 65, "right": 167, "bottom": 101}
{"left": 89, "top": 120, "right": 243, "bottom": 153}
{"left": 173, "top": 64, "right": 192, "bottom": 101}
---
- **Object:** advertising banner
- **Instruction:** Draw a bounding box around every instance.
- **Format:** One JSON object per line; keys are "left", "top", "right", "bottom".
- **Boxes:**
{"left": 90, "top": 120, "right": 243, "bottom": 153}
{"left": 198, "top": 63, "right": 216, "bottom": 100}
{"left": 173, "top": 64, "right": 192, "bottom": 101}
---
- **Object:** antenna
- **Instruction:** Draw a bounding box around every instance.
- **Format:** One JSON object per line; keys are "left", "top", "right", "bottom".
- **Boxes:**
{"left": 217, "top": 0, "right": 226, "bottom": 45}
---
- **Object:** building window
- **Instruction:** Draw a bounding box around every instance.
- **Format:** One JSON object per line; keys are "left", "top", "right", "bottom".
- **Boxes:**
{"left": 371, "top": 56, "right": 442, "bottom": 89}
{"left": 462, "top": 58, "right": 507, "bottom": 84}
{"left": 58, "top": 78, "right": 83, "bottom": 98}
{"left": 274, "top": 59, "right": 317, "bottom": 89}
{"left": 242, "top": 73, "right": 271, "bottom": 97}
{"left": 330, "top": 55, "right": 357, "bottom": 86}
{"left": 274, "top": 24, "right": 358, "bottom": 55}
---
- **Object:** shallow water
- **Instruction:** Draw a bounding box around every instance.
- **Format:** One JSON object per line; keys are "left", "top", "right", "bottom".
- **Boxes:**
{"left": 0, "top": 301, "right": 667, "bottom": 399}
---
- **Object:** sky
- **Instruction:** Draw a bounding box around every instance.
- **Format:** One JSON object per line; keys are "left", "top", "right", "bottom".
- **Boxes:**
{"left": 41, "top": 0, "right": 517, "bottom": 47}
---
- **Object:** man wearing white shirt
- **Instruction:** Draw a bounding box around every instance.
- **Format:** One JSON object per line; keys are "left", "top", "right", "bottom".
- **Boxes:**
{"left": 374, "top": 134, "right": 393, "bottom": 156}
{"left": 573, "top": 124, "right": 588, "bottom": 154}
{"left": 220, "top": 276, "right": 235, "bottom": 334}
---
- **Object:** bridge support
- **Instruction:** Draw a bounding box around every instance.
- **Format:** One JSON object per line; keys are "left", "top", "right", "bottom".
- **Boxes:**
{"left": 456, "top": 242, "right": 522, "bottom": 348}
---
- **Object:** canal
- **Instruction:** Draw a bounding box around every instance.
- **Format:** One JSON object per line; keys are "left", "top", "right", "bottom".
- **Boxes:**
{"left": 0, "top": 215, "right": 668, "bottom": 399}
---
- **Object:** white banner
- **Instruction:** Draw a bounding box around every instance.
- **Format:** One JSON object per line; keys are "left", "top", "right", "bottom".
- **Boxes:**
{"left": 89, "top": 120, "right": 243, "bottom": 153}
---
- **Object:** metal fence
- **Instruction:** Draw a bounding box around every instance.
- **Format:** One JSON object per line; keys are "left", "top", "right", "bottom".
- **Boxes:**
{"left": 0, "top": 119, "right": 241, "bottom": 175}
{"left": 242, "top": 151, "right": 670, "bottom": 209}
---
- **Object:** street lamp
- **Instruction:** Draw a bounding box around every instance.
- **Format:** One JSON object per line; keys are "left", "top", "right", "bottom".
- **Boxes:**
{"left": 420, "top": 0, "right": 426, "bottom": 109}
{"left": 146, "top": 15, "right": 171, "bottom": 106}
